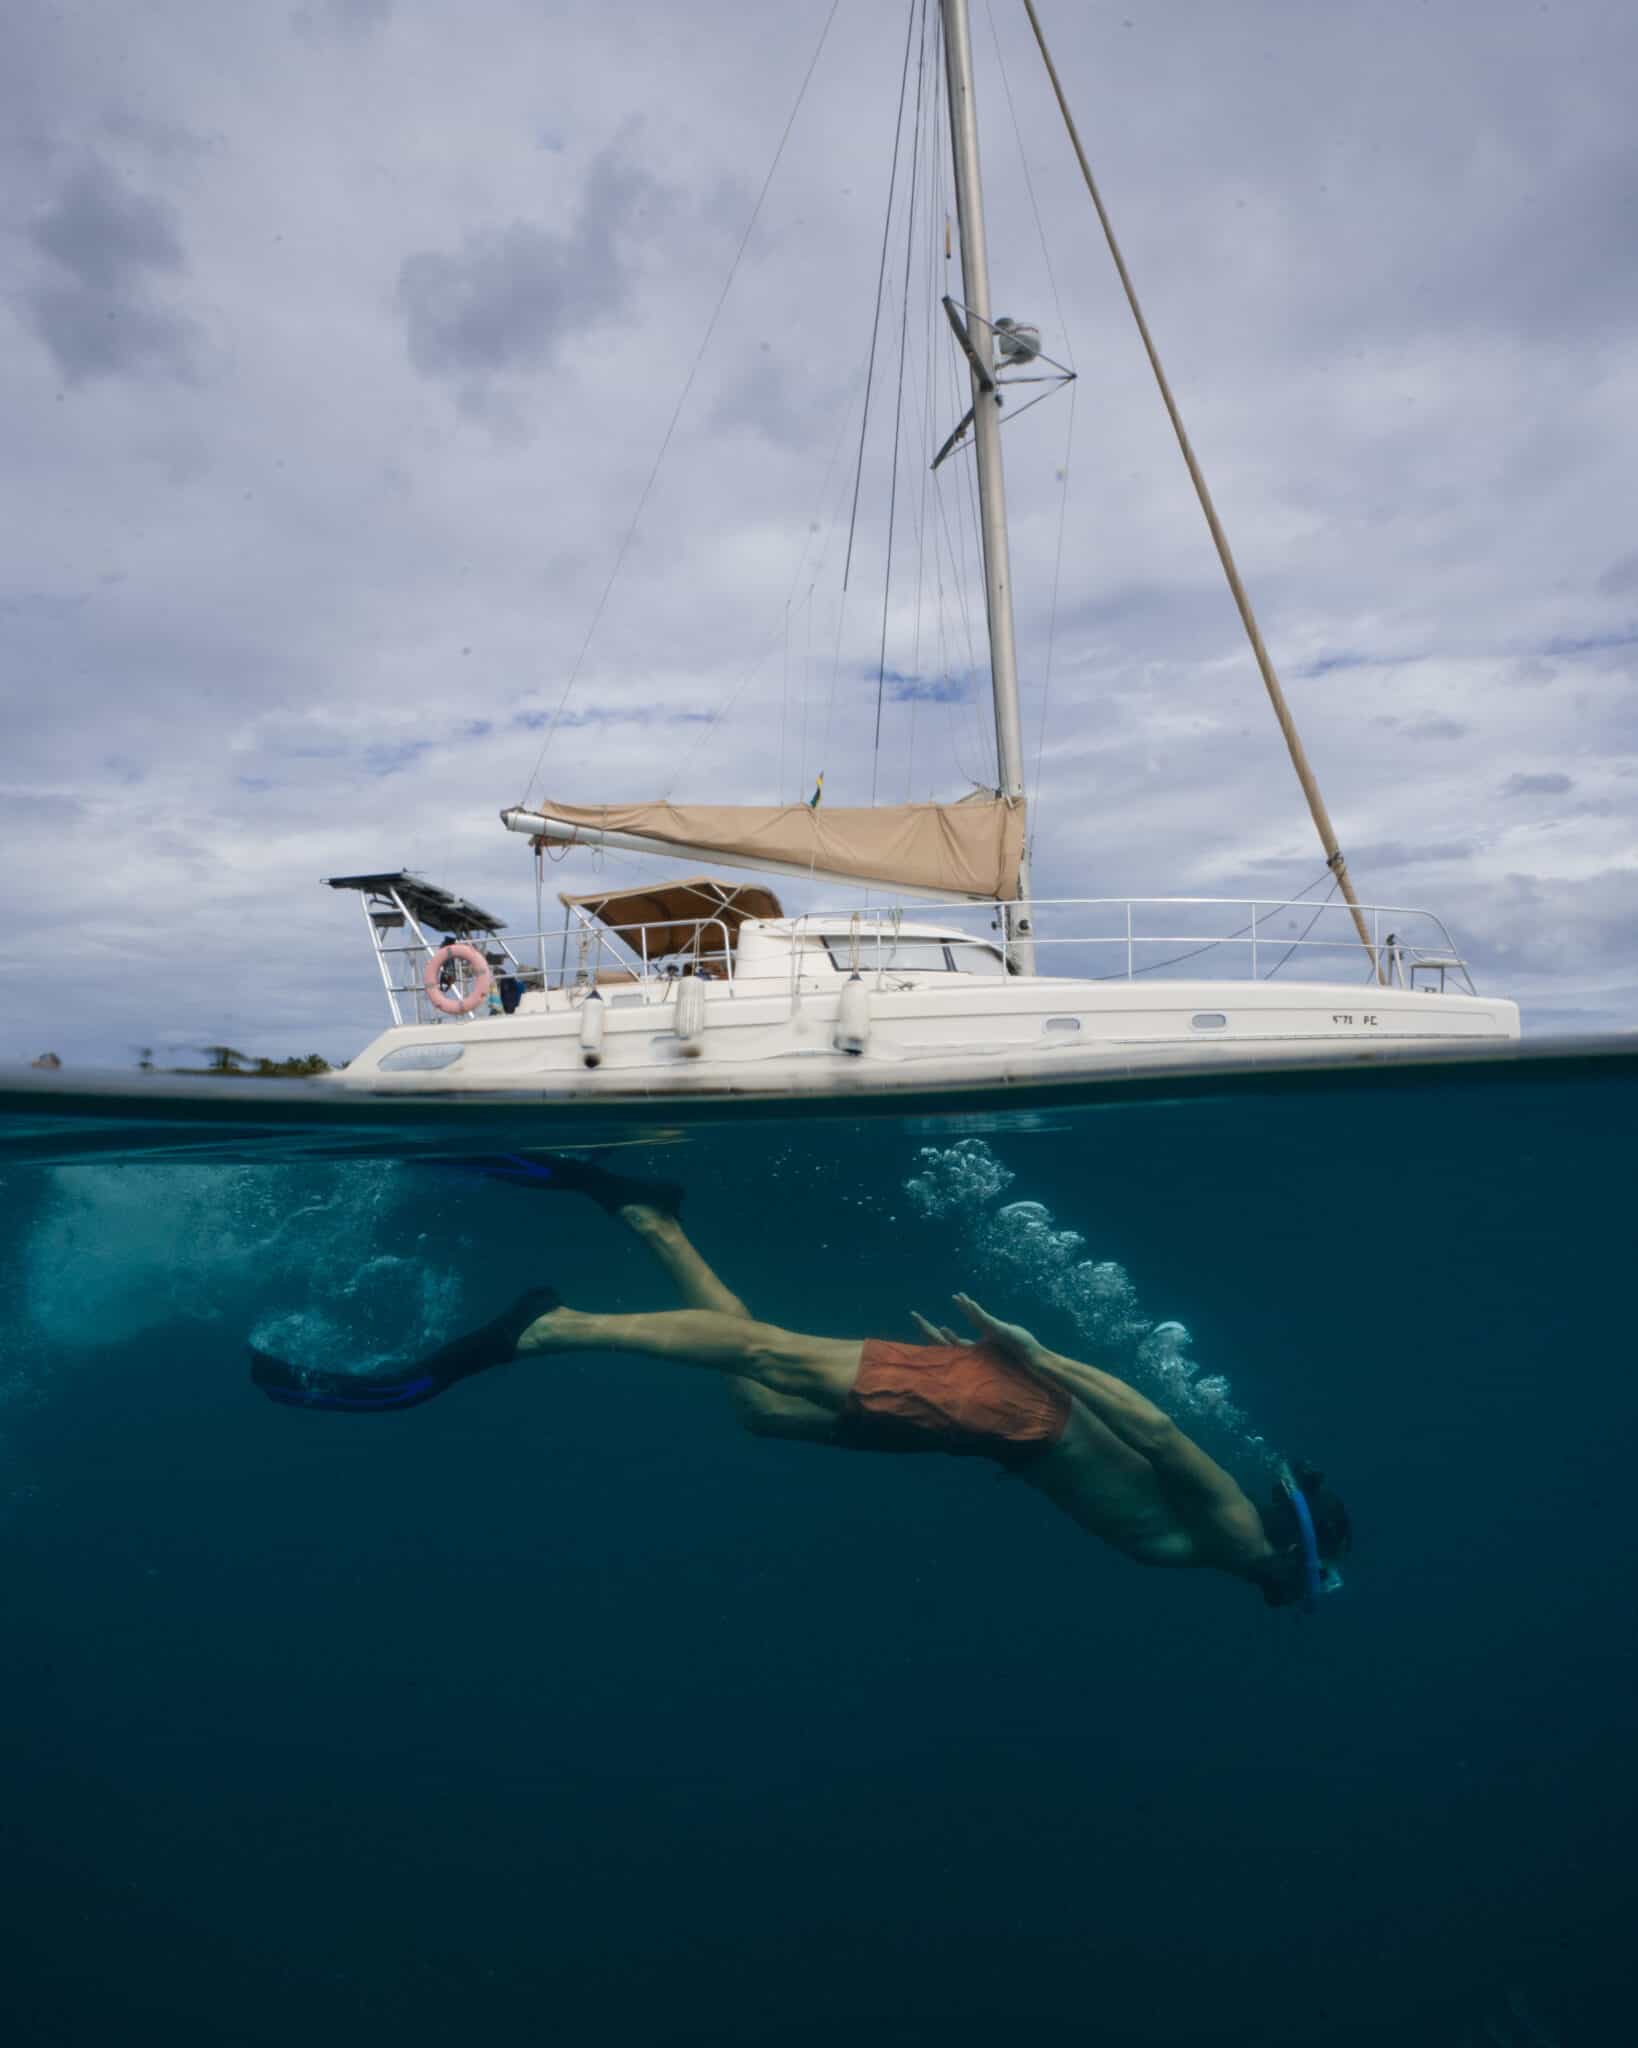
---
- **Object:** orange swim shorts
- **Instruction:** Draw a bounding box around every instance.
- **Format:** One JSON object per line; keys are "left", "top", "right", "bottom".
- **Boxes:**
{"left": 838, "top": 1338, "right": 1071, "bottom": 1468}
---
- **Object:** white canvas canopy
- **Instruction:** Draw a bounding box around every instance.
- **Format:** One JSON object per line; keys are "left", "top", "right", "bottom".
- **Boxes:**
{"left": 502, "top": 792, "right": 1026, "bottom": 902}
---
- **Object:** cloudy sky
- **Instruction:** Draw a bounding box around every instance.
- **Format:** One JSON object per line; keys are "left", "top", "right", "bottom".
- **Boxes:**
{"left": 3, "top": 0, "right": 1634, "bottom": 1069}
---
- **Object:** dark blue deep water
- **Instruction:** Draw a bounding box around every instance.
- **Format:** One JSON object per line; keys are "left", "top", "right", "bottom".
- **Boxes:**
{"left": 2, "top": 1051, "right": 1632, "bottom": 2046}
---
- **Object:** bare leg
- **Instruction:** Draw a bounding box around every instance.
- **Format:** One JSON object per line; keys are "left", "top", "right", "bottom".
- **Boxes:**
{"left": 517, "top": 1301, "right": 863, "bottom": 1416}
{"left": 614, "top": 1202, "right": 840, "bottom": 1440}
{"left": 617, "top": 1203, "right": 750, "bottom": 1316}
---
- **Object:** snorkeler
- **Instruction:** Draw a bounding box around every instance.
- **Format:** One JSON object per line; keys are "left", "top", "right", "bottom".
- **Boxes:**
{"left": 251, "top": 1153, "right": 1349, "bottom": 1608}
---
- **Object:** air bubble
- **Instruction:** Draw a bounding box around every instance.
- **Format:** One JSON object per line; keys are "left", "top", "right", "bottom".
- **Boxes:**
{"left": 902, "top": 1138, "right": 1254, "bottom": 1439}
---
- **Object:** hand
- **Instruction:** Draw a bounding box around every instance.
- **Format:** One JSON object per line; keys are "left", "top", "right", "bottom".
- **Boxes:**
{"left": 951, "top": 1292, "right": 1042, "bottom": 1370}
{"left": 910, "top": 1310, "right": 965, "bottom": 1346}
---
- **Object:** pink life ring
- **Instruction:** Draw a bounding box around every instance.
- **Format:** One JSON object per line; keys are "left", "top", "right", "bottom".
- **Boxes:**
{"left": 424, "top": 942, "right": 493, "bottom": 1016}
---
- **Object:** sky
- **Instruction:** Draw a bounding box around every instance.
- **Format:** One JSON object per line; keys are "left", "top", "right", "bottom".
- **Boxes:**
{"left": 2, "top": 0, "right": 1635, "bottom": 1069}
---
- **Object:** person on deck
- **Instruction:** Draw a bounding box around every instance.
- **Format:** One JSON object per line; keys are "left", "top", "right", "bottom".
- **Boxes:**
{"left": 251, "top": 1156, "right": 1349, "bottom": 1609}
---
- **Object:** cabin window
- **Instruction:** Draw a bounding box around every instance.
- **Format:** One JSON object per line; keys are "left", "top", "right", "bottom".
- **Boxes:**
{"left": 1043, "top": 1016, "right": 1082, "bottom": 1035}
{"left": 823, "top": 937, "right": 951, "bottom": 972}
{"left": 947, "top": 942, "right": 1007, "bottom": 977}
{"left": 820, "top": 937, "right": 1006, "bottom": 975}
{"left": 1190, "top": 1012, "right": 1228, "bottom": 1031}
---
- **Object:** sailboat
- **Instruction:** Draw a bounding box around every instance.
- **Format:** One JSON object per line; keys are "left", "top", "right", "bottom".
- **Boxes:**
{"left": 328, "top": 0, "right": 1518, "bottom": 1098}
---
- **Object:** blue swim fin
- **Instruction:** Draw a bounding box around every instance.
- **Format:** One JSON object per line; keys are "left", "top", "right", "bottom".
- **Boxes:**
{"left": 251, "top": 1287, "right": 557, "bottom": 1414}
{"left": 430, "top": 1152, "right": 683, "bottom": 1216}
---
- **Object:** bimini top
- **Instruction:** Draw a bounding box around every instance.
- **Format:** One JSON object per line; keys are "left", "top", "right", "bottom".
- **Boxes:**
{"left": 560, "top": 876, "right": 784, "bottom": 957}
{"left": 326, "top": 871, "right": 506, "bottom": 935}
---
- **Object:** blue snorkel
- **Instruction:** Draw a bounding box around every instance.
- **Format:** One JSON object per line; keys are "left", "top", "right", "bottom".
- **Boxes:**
{"left": 1277, "top": 1460, "right": 1343, "bottom": 1612}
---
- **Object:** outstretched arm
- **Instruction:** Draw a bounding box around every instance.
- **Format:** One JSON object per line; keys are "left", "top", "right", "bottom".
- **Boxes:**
{"left": 946, "top": 1295, "right": 1261, "bottom": 1543}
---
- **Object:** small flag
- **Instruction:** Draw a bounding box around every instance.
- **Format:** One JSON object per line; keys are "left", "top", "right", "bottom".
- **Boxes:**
{"left": 808, "top": 771, "right": 824, "bottom": 811}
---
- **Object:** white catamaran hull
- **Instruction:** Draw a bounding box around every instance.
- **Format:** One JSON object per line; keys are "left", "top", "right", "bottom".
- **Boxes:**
{"left": 334, "top": 973, "right": 1519, "bottom": 1098}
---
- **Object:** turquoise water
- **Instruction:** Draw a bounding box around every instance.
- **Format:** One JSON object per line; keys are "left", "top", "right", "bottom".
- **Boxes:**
{"left": 2, "top": 1049, "right": 1632, "bottom": 2045}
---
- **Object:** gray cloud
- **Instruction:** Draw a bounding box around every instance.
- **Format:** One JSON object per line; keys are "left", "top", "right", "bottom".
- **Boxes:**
{"left": 397, "top": 148, "right": 663, "bottom": 394}
{"left": 290, "top": 0, "right": 393, "bottom": 36}
{"left": 1503, "top": 771, "right": 1574, "bottom": 797}
{"left": 1475, "top": 867, "right": 1638, "bottom": 980}
{"left": 1404, "top": 716, "right": 1468, "bottom": 741}
{"left": 1287, "top": 840, "right": 1475, "bottom": 871}
{"left": 23, "top": 158, "right": 195, "bottom": 382}
{"left": 31, "top": 157, "right": 184, "bottom": 295}
{"left": 511, "top": 705, "right": 713, "bottom": 732}
{"left": 0, "top": 791, "right": 86, "bottom": 828}
{"left": 708, "top": 355, "right": 843, "bottom": 451}
{"left": 885, "top": 671, "right": 969, "bottom": 705}
{"left": 1598, "top": 551, "right": 1638, "bottom": 597}
{"left": 99, "top": 105, "right": 216, "bottom": 165}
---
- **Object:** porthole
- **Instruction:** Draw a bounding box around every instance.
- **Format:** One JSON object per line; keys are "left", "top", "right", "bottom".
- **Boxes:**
{"left": 1190, "top": 1012, "right": 1228, "bottom": 1031}
{"left": 1043, "top": 1016, "right": 1082, "bottom": 1035}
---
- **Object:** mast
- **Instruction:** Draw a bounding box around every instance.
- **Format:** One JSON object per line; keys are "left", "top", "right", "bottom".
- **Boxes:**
{"left": 940, "top": 0, "right": 1035, "bottom": 972}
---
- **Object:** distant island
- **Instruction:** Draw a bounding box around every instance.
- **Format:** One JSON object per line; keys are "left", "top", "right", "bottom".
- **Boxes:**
{"left": 140, "top": 1046, "right": 334, "bottom": 1079}
{"left": 24, "top": 1048, "right": 335, "bottom": 1077}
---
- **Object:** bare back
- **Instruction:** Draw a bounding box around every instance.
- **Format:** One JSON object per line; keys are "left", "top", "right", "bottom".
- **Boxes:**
{"left": 1021, "top": 1404, "right": 1271, "bottom": 1574}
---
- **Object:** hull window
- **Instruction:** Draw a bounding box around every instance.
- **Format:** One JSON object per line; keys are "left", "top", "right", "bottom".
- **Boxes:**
{"left": 378, "top": 1043, "right": 466, "bottom": 1072}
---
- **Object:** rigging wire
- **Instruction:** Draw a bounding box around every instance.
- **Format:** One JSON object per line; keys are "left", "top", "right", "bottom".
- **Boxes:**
{"left": 919, "top": 5, "right": 989, "bottom": 791}
{"left": 840, "top": 0, "right": 921, "bottom": 598}
{"left": 931, "top": 407, "right": 986, "bottom": 778}
{"left": 800, "top": 582, "right": 815, "bottom": 806}
{"left": 1029, "top": 379, "right": 1076, "bottom": 859}
{"left": 984, "top": 0, "right": 1075, "bottom": 373}
{"left": 929, "top": 205, "right": 989, "bottom": 765}
{"left": 518, "top": 0, "right": 842, "bottom": 807}
{"left": 952, "top": 385, "right": 993, "bottom": 772}
{"left": 871, "top": 0, "right": 931, "bottom": 802}
{"left": 908, "top": 0, "right": 981, "bottom": 796}
{"left": 778, "top": 594, "right": 791, "bottom": 802}
{"left": 823, "top": 0, "right": 919, "bottom": 795}
{"left": 656, "top": 305, "right": 869, "bottom": 805}
{"left": 1020, "top": 0, "right": 1381, "bottom": 982}
{"left": 1265, "top": 882, "right": 1342, "bottom": 981}
{"left": 905, "top": 2, "right": 941, "bottom": 800}
{"left": 912, "top": 18, "right": 968, "bottom": 791}
{"left": 663, "top": 609, "right": 805, "bottom": 795}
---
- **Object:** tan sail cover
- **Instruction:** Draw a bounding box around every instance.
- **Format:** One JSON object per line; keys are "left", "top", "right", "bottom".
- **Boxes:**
{"left": 532, "top": 794, "right": 1026, "bottom": 901}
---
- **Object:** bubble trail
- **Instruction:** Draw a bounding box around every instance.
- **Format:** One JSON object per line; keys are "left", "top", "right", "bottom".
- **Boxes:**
{"left": 19, "top": 1161, "right": 464, "bottom": 1377}
{"left": 904, "top": 1139, "right": 1262, "bottom": 1446}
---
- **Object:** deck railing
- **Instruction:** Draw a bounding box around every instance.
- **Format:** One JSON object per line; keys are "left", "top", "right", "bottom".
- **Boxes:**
{"left": 359, "top": 889, "right": 1477, "bottom": 1026}
{"left": 791, "top": 897, "right": 1477, "bottom": 994}
{"left": 365, "top": 907, "right": 741, "bottom": 1025}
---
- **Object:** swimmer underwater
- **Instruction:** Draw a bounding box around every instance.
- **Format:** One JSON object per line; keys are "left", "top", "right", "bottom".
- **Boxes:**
{"left": 251, "top": 1155, "right": 1350, "bottom": 1610}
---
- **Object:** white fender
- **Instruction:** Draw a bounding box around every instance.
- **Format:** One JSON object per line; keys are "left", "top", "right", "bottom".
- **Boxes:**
{"left": 673, "top": 972, "right": 707, "bottom": 1058}
{"left": 834, "top": 972, "right": 870, "bottom": 1055}
{"left": 578, "top": 989, "right": 606, "bottom": 1068}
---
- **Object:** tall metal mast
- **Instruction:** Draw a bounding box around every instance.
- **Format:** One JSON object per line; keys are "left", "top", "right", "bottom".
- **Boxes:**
{"left": 940, "top": 0, "right": 1035, "bottom": 972}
